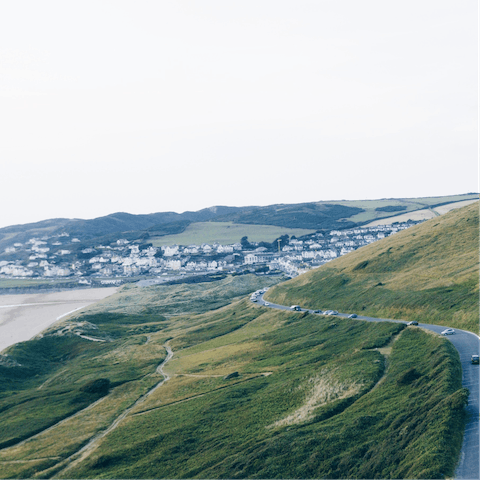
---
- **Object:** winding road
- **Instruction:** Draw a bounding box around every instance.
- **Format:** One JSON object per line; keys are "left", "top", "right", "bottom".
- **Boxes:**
{"left": 253, "top": 292, "right": 479, "bottom": 480}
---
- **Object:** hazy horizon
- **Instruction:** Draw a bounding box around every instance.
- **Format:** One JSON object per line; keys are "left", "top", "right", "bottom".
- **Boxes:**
{"left": 1, "top": 1, "right": 477, "bottom": 229}
{"left": 0, "top": 192, "right": 477, "bottom": 230}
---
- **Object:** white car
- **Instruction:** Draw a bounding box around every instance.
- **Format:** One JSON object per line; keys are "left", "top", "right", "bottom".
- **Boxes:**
{"left": 441, "top": 328, "right": 455, "bottom": 335}
{"left": 264, "top": 302, "right": 270, "bottom": 306}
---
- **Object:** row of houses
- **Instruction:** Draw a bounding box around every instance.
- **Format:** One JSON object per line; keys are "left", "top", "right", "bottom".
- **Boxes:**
{"left": 0, "top": 221, "right": 418, "bottom": 280}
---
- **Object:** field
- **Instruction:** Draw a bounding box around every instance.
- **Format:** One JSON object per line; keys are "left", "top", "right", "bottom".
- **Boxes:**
{"left": 149, "top": 221, "right": 316, "bottom": 246}
{"left": 336, "top": 194, "right": 478, "bottom": 225}
{"left": 266, "top": 203, "right": 479, "bottom": 333}
{"left": 0, "top": 273, "right": 467, "bottom": 479}
{"left": 364, "top": 199, "right": 478, "bottom": 227}
{"left": 0, "top": 278, "right": 78, "bottom": 289}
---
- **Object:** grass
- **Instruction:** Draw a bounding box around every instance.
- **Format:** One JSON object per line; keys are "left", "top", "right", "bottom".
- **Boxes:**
{"left": 80, "top": 273, "right": 285, "bottom": 318}
{"left": 150, "top": 221, "right": 315, "bottom": 246}
{"left": 266, "top": 203, "right": 479, "bottom": 333}
{"left": 51, "top": 310, "right": 464, "bottom": 480}
{"left": 337, "top": 193, "right": 478, "bottom": 224}
{"left": 364, "top": 200, "right": 478, "bottom": 227}
{"left": 0, "top": 278, "right": 79, "bottom": 289}
{"left": 0, "top": 227, "right": 471, "bottom": 479}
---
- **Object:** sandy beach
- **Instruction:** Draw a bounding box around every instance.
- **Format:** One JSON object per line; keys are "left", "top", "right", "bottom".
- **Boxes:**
{"left": 0, "top": 288, "right": 118, "bottom": 353}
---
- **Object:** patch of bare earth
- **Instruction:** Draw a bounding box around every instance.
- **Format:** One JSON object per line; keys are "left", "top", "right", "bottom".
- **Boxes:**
{"left": 268, "top": 369, "right": 363, "bottom": 428}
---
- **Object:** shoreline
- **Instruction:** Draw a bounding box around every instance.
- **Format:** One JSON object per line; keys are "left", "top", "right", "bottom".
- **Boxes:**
{"left": 0, "top": 287, "right": 118, "bottom": 353}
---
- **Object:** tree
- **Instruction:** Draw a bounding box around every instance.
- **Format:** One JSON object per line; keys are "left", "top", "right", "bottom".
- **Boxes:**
{"left": 241, "top": 236, "right": 253, "bottom": 250}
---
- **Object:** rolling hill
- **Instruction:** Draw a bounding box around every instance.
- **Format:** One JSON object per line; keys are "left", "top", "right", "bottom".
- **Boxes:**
{"left": 0, "top": 276, "right": 466, "bottom": 479}
{"left": 265, "top": 202, "right": 479, "bottom": 333}
{"left": 0, "top": 194, "right": 476, "bottom": 253}
{"left": 0, "top": 202, "right": 475, "bottom": 477}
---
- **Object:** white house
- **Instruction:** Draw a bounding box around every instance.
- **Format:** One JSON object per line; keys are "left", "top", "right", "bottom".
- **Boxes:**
{"left": 244, "top": 253, "right": 258, "bottom": 264}
{"left": 165, "top": 259, "right": 181, "bottom": 270}
{"left": 163, "top": 245, "right": 179, "bottom": 256}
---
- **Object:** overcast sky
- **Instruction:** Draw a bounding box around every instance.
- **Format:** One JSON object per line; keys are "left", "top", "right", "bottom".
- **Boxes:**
{"left": 1, "top": 1, "right": 477, "bottom": 229}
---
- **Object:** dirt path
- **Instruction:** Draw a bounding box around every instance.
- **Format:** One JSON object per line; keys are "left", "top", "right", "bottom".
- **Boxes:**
{"left": 35, "top": 343, "right": 174, "bottom": 479}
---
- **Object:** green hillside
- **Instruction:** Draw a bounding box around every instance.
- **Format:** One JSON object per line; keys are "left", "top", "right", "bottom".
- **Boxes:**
{"left": 1, "top": 194, "right": 476, "bottom": 254}
{"left": 266, "top": 202, "right": 479, "bottom": 333}
{"left": 0, "top": 274, "right": 467, "bottom": 478}
{"left": 0, "top": 203, "right": 475, "bottom": 478}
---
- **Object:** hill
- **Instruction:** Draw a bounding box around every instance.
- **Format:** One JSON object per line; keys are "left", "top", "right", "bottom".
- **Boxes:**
{"left": 0, "top": 275, "right": 466, "bottom": 479}
{"left": 0, "top": 194, "right": 476, "bottom": 253}
{"left": 265, "top": 202, "right": 479, "bottom": 333}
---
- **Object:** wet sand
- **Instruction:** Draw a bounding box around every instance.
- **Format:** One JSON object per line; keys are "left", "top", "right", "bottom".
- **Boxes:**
{"left": 0, "top": 288, "right": 118, "bottom": 353}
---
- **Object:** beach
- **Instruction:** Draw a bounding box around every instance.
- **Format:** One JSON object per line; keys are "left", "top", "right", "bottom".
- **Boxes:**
{"left": 0, "top": 288, "right": 118, "bottom": 353}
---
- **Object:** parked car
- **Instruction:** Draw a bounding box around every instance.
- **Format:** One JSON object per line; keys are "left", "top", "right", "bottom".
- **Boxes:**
{"left": 471, "top": 355, "right": 479, "bottom": 364}
{"left": 441, "top": 328, "right": 455, "bottom": 335}
{"left": 313, "top": 309, "right": 323, "bottom": 314}
{"left": 407, "top": 321, "right": 418, "bottom": 326}
{"left": 330, "top": 310, "right": 339, "bottom": 315}
{"left": 290, "top": 305, "right": 301, "bottom": 311}
{"left": 348, "top": 314, "right": 357, "bottom": 318}
{"left": 264, "top": 302, "right": 270, "bottom": 306}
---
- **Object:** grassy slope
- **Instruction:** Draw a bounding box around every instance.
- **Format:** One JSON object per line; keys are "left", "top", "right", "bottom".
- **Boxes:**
{"left": 56, "top": 309, "right": 463, "bottom": 480}
{"left": 151, "top": 195, "right": 478, "bottom": 246}
{"left": 266, "top": 202, "right": 479, "bottom": 333}
{"left": 0, "top": 274, "right": 468, "bottom": 479}
{"left": 319, "top": 193, "right": 478, "bottom": 225}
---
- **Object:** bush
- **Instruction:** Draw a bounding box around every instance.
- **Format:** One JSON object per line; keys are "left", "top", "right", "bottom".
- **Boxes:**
{"left": 80, "top": 378, "right": 110, "bottom": 395}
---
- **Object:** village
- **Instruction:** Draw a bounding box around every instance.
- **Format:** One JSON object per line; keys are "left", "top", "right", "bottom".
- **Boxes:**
{"left": 0, "top": 221, "right": 418, "bottom": 285}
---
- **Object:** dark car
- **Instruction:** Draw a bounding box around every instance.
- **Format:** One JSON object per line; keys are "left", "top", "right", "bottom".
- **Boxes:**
{"left": 472, "top": 355, "right": 479, "bottom": 365}
{"left": 313, "top": 309, "right": 323, "bottom": 314}
{"left": 348, "top": 314, "right": 357, "bottom": 318}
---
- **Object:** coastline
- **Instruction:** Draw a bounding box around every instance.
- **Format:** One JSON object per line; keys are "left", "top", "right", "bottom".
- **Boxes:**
{"left": 0, "top": 287, "right": 118, "bottom": 353}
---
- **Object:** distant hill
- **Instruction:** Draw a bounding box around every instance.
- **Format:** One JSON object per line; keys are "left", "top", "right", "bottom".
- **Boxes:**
{"left": 265, "top": 202, "right": 479, "bottom": 333}
{"left": 0, "top": 194, "right": 477, "bottom": 253}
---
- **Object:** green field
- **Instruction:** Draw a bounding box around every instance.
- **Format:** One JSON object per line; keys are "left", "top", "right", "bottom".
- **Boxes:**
{"left": 266, "top": 202, "right": 479, "bottom": 333}
{"left": 0, "top": 272, "right": 467, "bottom": 479}
{"left": 335, "top": 193, "right": 479, "bottom": 225}
{"left": 0, "top": 278, "right": 83, "bottom": 291}
{"left": 150, "top": 221, "right": 316, "bottom": 246}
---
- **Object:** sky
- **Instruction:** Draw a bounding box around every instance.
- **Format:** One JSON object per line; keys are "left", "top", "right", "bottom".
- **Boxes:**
{"left": 0, "top": 0, "right": 477, "bottom": 229}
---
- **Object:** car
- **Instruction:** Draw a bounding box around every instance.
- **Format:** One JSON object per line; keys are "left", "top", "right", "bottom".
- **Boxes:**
{"left": 471, "top": 355, "right": 479, "bottom": 364}
{"left": 348, "top": 314, "right": 357, "bottom": 318}
{"left": 407, "top": 321, "right": 418, "bottom": 326}
{"left": 313, "top": 309, "right": 323, "bottom": 314}
{"left": 264, "top": 302, "right": 270, "bottom": 306}
{"left": 330, "top": 310, "right": 338, "bottom": 315}
{"left": 441, "top": 328, "right": 455, "bottom": 335}
{"left": 323, "top": 310, "right": 333, "bottom": 315}
{"left": 290, "top": 305, "right": 302, "bottom": 311}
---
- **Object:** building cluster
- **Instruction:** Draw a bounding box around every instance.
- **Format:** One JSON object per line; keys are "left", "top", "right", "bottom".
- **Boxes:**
{"left": 0, "top": 222, "right": 417, "bottom": 283}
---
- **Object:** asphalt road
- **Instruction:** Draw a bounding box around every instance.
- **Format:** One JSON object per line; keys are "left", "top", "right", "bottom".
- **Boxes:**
{"left": 252, "top": 292, "right": 479, "bottom": 479}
